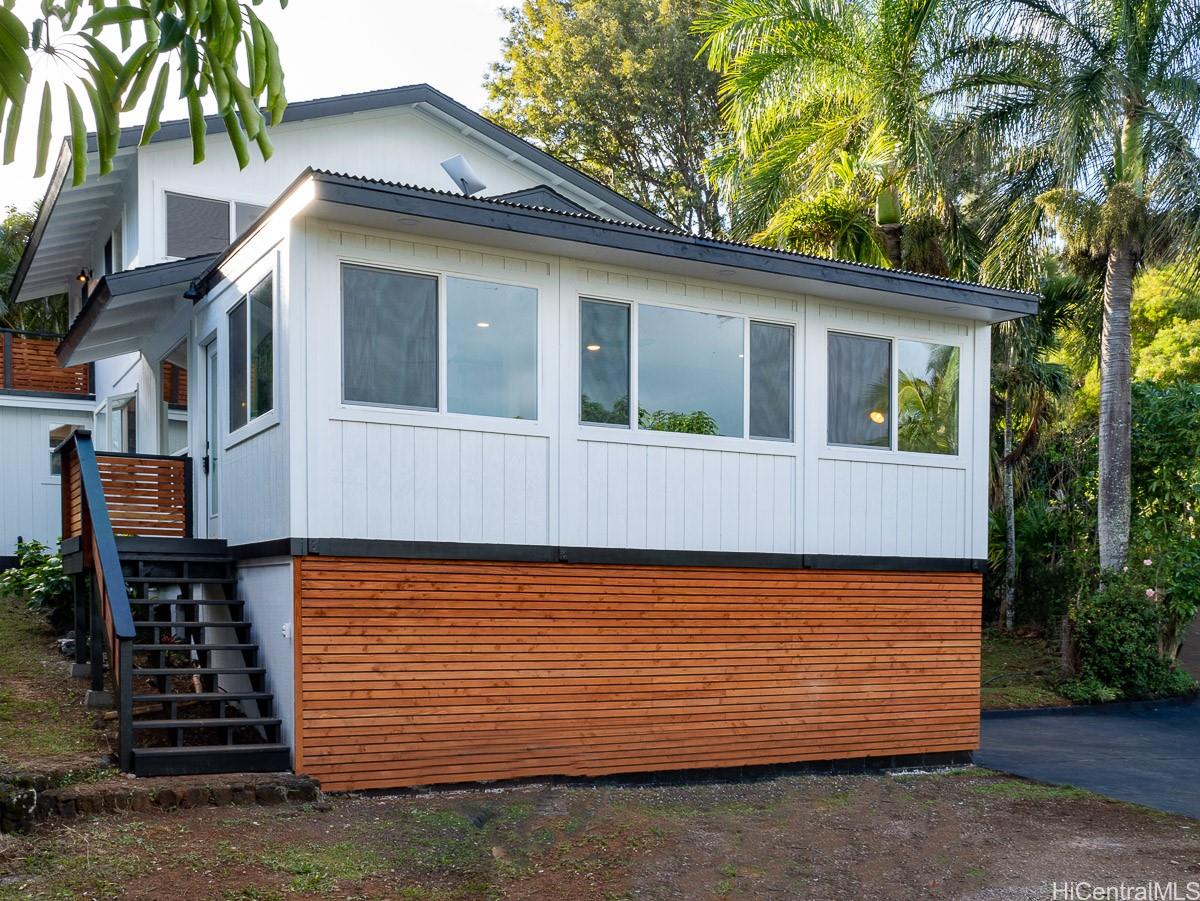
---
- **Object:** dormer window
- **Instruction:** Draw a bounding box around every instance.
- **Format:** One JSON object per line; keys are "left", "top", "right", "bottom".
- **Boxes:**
{"left": 165, "top": 192, "right": 270, "bottom": 260}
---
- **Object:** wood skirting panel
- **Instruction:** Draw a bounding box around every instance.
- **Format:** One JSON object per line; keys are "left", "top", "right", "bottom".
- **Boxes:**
{"left": 295, "top": 557, "right": 981, "bottom": 792}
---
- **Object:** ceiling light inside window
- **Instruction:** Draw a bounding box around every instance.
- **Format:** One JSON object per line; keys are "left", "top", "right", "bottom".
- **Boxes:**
{"left": 869, "top": 411, "right": 886, "bottom": 424}
{"left": 586, "top": 344, "right": 601, "bottom": 351}
{"left": 476, "top": 321, "right": 491, "bottom": 328}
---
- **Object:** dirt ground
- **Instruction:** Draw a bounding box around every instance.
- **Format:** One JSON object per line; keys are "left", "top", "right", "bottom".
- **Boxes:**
{"left": 1, "top": 766, "right": 1197, "bottom": 900}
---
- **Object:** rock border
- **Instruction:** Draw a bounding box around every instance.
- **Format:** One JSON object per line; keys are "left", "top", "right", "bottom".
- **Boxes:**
{"left": 1, "top": 769, "right": 320, "bottom": 833}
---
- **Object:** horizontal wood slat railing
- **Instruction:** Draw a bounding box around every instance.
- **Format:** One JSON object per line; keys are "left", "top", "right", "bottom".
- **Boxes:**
{"left": 56, "top": 430, "right": 135, "bottom": 771}
{"left": 1, "top": 328, "right": 92, "bottom": 396}
{"left": 94, "top": 453, "right": 193, "bottom": 538}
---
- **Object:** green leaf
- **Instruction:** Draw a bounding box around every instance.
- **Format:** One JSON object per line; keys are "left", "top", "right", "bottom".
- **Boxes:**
{"left": 138, "top": 61, "right": 170, "bottom": 145}
{"left": 222, "top": 108, "right": 248, "bottom": 168}
{"left": 187, "top": 91, "right": 205, "bottom": 164}
{"left": 30, "top": 18, "right": 42, "bottom": 50}
{"left": 33, "top": 81, "right": 51, "bottom": 177}
{"left": 2, "top": 94, "right": 18, "bottom": 165}
{"left": 66, "top": 86, "right": 87, "bottom": 186}
{"left": 122, "top": 46, "right": 158, "bottom": 111}
{"left": 82, "top": 4, "right": 146, "bottom": 31}
{"left": 82, "top": 78, "right": 113, "bottom": 176}
{"left": 157, "top": 11, "right": 184, "bottom": 51}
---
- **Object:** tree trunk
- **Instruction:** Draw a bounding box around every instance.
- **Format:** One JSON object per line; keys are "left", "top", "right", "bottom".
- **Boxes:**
{"left": 1098, "top": 241, "right": 1136, "bottom": 571}
{"left": 1001, "top": 386, "right": 1017, "bottom": 630}
{"left": 879, "top": 224, "right": 904, "bottom": 269}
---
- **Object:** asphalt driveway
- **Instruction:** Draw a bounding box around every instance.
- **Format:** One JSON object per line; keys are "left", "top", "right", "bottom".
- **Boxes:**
{"left": 977, "top": 699, "right": 1200, "bottom": 819}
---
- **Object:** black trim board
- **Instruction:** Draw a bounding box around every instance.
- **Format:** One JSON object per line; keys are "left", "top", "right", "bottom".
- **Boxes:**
{"left": 229, "top": 536, "right": 985, "bottom": 573}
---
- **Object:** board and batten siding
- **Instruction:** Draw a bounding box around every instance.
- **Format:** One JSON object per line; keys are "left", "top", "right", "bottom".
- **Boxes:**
{"left": 294, "top": 556, "right": 982, "bottom": 791}
{"left": 0, "top": 402, "right": 94, "bottom": 556}
{"left": 292, "top": 219, "right": 990, "bottom": 560}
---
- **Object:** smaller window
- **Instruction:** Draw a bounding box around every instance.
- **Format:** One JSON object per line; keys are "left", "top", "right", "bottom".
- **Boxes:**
{"left": 103, "top": 236, "right": 113, "bottom": 276}
{"left": 166, "top": 193, "right": 231, "bottom": 258}
{"left": 897, "top": 340, "right": 960, "bottom": 455}
{"left": 749, "top": 321, "right": 793, "bottom": 440}
{"left": 108, "top": 394, "right": 137, "bottom": 453}
{"left": 228, "top": 275, "right": 274, "bottom": 432}
{"left": 828, "top": 333, "right": 891, "bottom": 448}
{"left": 48, "top": 424, "right": 75, "bottom": 476}
{"left": 235, "top": 201, "right": 268, "bottom": 237}
{"left": 580, "top": 299, "right": 631, "bottom": 426}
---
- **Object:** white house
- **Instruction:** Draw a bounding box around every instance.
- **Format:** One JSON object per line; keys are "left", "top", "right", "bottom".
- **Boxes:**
{"left": 11, "top": 84, "right": 1036, "bottom": 788}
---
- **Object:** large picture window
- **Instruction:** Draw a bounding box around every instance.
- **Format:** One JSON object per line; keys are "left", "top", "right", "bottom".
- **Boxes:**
{"left": 341, "top": 266, "right": 539, "bottom": 420}
{"left": 342, "top": 265, "right": 438, "bottom": 409}
{"left": 827, "top": 332, "right": 960, "bottom": 454}
{"left": 578, "top": 299, "right": 794, "bottom": 440}
{"left": 447, "top": 277, "right": 538, "bottom": 420}
{"left": 228, "top": 274, "right": 274, "bottom": 432}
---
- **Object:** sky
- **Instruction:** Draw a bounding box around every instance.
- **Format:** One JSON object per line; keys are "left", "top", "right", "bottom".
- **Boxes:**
{"left": 0, "top": 0, "right": 512, "bottom": 209}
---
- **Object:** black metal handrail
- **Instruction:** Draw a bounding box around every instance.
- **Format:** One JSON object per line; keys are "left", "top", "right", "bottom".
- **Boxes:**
{"left": 56, "top": 429, "right": 135, "bottom": 770}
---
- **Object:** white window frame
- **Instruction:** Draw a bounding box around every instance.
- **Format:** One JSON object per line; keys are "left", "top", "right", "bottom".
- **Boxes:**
{"left": 577, "top": 294, "right": 796, "bottom": 443}
{"left": 825, "top": 328, "right": 964, "bottom": 458}
{"left": 339, "top": 261, "right": 543, "bottom": 425}
{"left": 226, "top": 272, "right": 276, "bottom": 441}
{"left": 106, "top": 391, "right": 138, "bottom": 454}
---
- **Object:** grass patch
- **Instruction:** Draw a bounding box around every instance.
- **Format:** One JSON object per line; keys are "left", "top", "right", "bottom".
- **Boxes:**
{"left": 0, "top": 597, "right": 105, "bottom": 768}
{"left": 981, "top": 629, "right": 1072, "bottom": 710}
{"left": 970, "top": 779, "right": 1095, "bottom": 801}
{"left": 262, "top": 841, "right": 385, "bottom": 893}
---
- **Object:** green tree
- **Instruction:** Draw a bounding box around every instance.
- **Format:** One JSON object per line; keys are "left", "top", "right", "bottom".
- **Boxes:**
{"left": 486, "top": 0, "right": 723, "bottom": 235}
{"left": 696, "top": 0, "right": 978, "bottom": 274}
{"left": 0, "top": 205, "right": 66, "bottom": 332}
{"left": 1131, "top": 264, "right": 1200, "bottom": 382}
{"left": 952, "top": 0, "right": 1200, "bottom": 571}
{"left": 0, "top": 1, "right": 290, "bottom": 187}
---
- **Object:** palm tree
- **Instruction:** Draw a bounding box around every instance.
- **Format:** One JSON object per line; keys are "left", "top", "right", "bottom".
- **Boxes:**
{"left": 695, "top": 0, "right": 977, "bottom": 275}
{"left": 949, "top": 0, "right": 1200, "bottom": 570}
{"left": 991, "top": 269, "right": 1079, "bottom": 628}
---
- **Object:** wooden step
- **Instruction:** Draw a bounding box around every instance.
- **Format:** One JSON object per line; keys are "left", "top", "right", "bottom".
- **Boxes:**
{"left": 132, "top": 621, "right": 251, "bottom": 629}
{"left": 133, "top": 643, "right": 256, "bottom": 652}
{"left": 132, "top": 691, "right": 274, "bottom": 703}
{"left": 133, "top": 666, "right": 265, "bottom": 677}
{"left": 132, "top": 717, "right": 281, "bottom": 730}
{"left": 131, "top": 744, "right": 291, "bottom": 777}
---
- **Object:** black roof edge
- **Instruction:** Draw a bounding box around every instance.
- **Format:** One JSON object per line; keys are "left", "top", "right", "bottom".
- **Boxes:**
{"left": 487, "top": 185, "right": 590, "bottom": 215}
{"left": 88, "top": 83, "right": 673, "bottom": 230}
{"left": 57, "top": 254, "right": 217, "bottom": 365}
{"left": 9, "top": 140, "right": 72, "bottom": 303}
{"left": 191, "top": 171, "right": 1036, "bottom": 316}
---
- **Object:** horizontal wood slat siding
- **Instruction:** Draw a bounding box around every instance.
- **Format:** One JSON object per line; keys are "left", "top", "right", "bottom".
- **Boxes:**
{"left": 7, "top": 335, "right": 90, "bottom": 394}
{"left": 95, "top": 455, "right": 188, "bottom": 537}
{"left": 296, "top": 557, "right": 981, "bottom": 792}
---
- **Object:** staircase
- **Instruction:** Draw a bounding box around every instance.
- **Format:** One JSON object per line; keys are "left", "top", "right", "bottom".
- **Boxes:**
{"left": 57, "top": 429, "right": 291, "bottom": 778}
{"left": 120, "top": 538, "right": 290, "bottom": 776}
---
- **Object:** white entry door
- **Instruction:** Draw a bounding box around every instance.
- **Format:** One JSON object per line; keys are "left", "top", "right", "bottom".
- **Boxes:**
{"left": 204, "top": 340, "right": 221, "bottom": 538}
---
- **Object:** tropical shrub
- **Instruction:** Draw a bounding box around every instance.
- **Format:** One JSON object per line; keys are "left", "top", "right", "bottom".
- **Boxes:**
{"left": 0, "top": 540, "right": 71, "bottom": 629}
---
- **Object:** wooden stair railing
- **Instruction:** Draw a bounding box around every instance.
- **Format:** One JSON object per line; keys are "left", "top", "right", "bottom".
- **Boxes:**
{"left": 57, "top": 430, "right": 138, "bottom": 771}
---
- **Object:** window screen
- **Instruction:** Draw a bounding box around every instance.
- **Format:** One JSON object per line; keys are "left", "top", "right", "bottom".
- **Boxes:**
{"left": 897, "top": 340, "right": 960, "bottom": 454}
{"left": 342, "top": 265, "right": 438, "bottom": 409}
{"left": 580, "top": 299, "right": 630, "bottom": 426}
{"left": 446, "top": 278, "right": 538, "bottom": 420}
{"left": 638, "top": 304, "right": 744, "bottom": 437}
{"left": 750, "top": 321, "right": 793, "bottom": 439}
{"left": 166, "top": 193, "right": 231, "bottom": 258}
{"left": 235, "top": 202, "right": 268, "bottom": 237}
{"left": 828, "top": 333, "right": 891, "bottom": 448}
{"left": 228, "top": 300, "right": 248, "bottom": 431}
